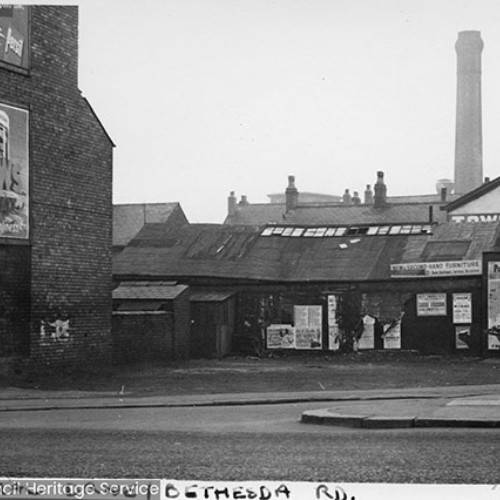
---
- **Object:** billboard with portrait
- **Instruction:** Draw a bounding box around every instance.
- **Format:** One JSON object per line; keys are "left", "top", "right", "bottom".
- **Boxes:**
{"left": 0, "top": 102, "right": 29, "bottom": 239}
{"left": 0, "top": 5, "right": 29, "bottom": 70}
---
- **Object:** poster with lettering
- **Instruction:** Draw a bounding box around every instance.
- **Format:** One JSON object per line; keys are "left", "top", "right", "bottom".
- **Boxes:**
{"left": 327, "top": 295, "right": 340, "bottom": 351}
{"left": 358, "top": 315, "right": 375, "bottom": 349}
{"left": 294, "top": 305, "right": 322, "bottom": 350}
{"left": 452, "top": 293, "right": 472, "bottom": 324}
{"left": 0, "top": 6, "right": 29, "bottom": 69}
{"left": 383, "top": 321, "right": 401, "bottom": 349}
{"left": 0, "top": 102, "right": 29, "bottom": 239}
{"left": 416, "top": 293, "right": 447, "bottom": 316}
{"left": 266, "top": 324, "right": 295, "bottom": 349}
{"left": 487, "top": 261, "right": 500, "bottom": 350}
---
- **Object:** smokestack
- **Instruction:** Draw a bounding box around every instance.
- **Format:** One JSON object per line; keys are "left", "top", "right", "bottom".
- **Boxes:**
{"left": 364, "top": 184, "right": 374, "bottom": 204}
{"left": 285, "top": 175, "right": 298, "bottom": 212}
{"left": 227, "top": 191, "right": 237, "bottom": 217}
{"left": 374, "top": 171, "right": 387, "bottom": 209}
{"left": 454, "top": 31, "right": 484, "bottom": 194}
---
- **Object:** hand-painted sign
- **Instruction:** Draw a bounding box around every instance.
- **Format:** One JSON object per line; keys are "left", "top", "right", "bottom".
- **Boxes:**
{"left": 0, "top": 102, "right": 28, "bottom": 239}
{"left": 390, "top": 260, "right": 481, "bottom": 278}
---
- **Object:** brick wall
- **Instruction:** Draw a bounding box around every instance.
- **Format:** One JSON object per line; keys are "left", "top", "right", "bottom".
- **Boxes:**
{"left": 112, "top": 312, "right": 174, "bottom": 363}
{"left": 0, "top": 6, "right": 114, "bottom": 366}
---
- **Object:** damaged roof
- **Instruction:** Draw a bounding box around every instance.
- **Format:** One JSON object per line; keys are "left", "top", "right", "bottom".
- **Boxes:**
{"left": 113, "top": 221, "right": 500, "bottom": 283}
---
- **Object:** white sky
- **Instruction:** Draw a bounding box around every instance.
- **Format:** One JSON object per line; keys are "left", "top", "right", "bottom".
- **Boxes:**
{"left": 74, "top": 0, "right": 500, "bottom": 222}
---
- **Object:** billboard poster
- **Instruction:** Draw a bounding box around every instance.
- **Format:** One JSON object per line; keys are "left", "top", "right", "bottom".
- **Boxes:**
{"left": 383, "top": 321, "right": 401, "bottom": 349}
{"left": 416, "top": 293, "right": 447, "bottom": 316}
{"left": 487, "top": 261, "right": 500, "bottom": 350}
{"left": 0, "top": 102, "right": 28, "bottom": 239}
{"left": 452, "top": 293, "right": 472, "bottom": 324}
{"left": 294, "top": 305, "right": 322, "bottom": 350}
{"left": 455, "top": 325, "right": 470, "bottom": 350}
{"left": 266, "top": 324, "right": 295, "bottom": 349}
{"left": 358, "top": 315, "right": 375, "bottom": 350}
{"left": 327, "top": 295, "right": 340, "bottom": 351}
{"left": 0, "top": 5, "right": 29, "bottom": 69}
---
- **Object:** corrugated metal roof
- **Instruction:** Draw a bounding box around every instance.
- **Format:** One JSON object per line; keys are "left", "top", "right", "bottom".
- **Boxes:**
{"left": 190, "top": 291, "right": 235, "bottom": 302}
{"left": 113, "top": 281, "right": 188, "bottom": 300}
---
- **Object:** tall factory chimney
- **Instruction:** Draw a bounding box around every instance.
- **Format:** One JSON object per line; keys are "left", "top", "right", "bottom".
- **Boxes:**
{"left": 454, "top": 31, "right": 484, "bottom": 195}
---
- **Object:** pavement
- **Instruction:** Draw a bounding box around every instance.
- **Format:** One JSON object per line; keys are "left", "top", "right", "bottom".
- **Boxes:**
{"left": 0, "top": 383, "right": 499, "bottom": 428}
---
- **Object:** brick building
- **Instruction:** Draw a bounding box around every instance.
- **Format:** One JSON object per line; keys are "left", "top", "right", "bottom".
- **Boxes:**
{"left": 0, "top": 6, "right": 114, "bottom": 366}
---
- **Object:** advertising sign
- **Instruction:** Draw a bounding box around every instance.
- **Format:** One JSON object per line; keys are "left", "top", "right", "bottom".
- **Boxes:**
{"left": 0, "top": 5, "right": 29, "bottom": 69}
{"left": 455, "top": 325, "right": 471, "bottom": 350}
{"left": 0, "top": 102, "right": 28, "bottom": 239}
{"left": 383, "top": 321, "right": 401, "bottom": 349}
{"left": 266, "top": 324, "right": 295, "bottom": 349}
{"left": 358, "top": 315, "right": 375, "bottom": 350}
{"left": 390, "top": 260, "right": 481, "bottom": 278}
{"left": 452, "top": 293, "right": 472, "bottom": 324}
{"left": 416, "top": 293, "right": 447, "bottom": 316}
{"left": 327, "top": 295, "right": 340, "bottom": 351}
{"left": 487, "top": 261, "right": 500, "bottom": 350}
{"left": 294, "top": 305, "right": 322, "bottom": 350}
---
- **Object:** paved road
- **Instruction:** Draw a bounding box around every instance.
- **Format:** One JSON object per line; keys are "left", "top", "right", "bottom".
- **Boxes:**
{"left": 0, "top": 402, "right": 498, "bottom": 483}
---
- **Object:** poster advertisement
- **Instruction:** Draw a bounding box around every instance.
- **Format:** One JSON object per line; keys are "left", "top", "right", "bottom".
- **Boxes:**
{"left": 294, "top": 305, "right": 322, "bottom": 350}
{"left": 455, "top": 325, "right": 471, "bottom": 350}
{"left": 416, "top": 293, "right": 447, "bottom": 316}
{"left": 266, "top": 324, "right": 295, "bottom": 349}
{"left": 452, "top": 293, "right": 472, "bottom": 324}
{"left": 383, "top": 321, "right": 401, "bottom": 349}
{"left": 327, "top": 295, "right": 340, "bottom": 351}
{"left": 358, "top": 315, "right": 375, "bottom": 349}
{"left": 487, "top": 261, "right": 500, "bottom": 350}
{"left": 0, "top": 102, "right": 29, "bottom": 239}
{"left": 0, "top": 5, "right": 29, "bottom": 69}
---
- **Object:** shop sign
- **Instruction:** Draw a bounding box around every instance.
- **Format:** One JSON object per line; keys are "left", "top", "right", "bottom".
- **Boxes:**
{"left": 383, "top": 321, "right": 401, "bottom": 349}
{"left": 390, "top": 260, "right": 481, "bottom": 278}
{"left": 451, "top": 214, "right": 500, "bottom": 223}
{"left": 266, "top": 324, "right": 295, "bottom": 349}
{"left": 452, "top": 293, "right": 472, "bottom": 324}
{"left": 416, "top": 293, "right": 447, "bottom": 316}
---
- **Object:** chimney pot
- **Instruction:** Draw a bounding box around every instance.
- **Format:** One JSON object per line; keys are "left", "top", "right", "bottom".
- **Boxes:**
{"left": 342, "top": 189, "right": 352, "bottom": 205}
{"left": 352, "top": 191, "right": 361, "bottom": 205}
{"left": 285, "top": 174, "right": 299, "bottom": 212}
{"left": 239, "top": 195, "right": 249, "bottom": 205}
{"left": 441, "top": 187, "right": 447, "bottom": 202}
{"left": 374, "top": 171, "right": 387, "bottom": 209}
{"left": 227, "top": 191, "right": 237, "bottom": 217}
{"left": 364, "top": 184, "right": 374, "bottom": 204}
{"left": 485, "top": 176, "right": 490, "bottom": 183}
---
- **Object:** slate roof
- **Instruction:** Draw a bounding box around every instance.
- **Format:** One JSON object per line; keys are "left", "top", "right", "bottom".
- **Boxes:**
{"left": 114, "top": 220, "right": 500, "bottom": 283}
{"left": 113, "top": 281, "right": 188, "bottom": 300}
{"left": 224, "top": 201, "right": 448, "bottom": 226}
{"left": 113, "top": 202, "right": 187, "bottom": 247}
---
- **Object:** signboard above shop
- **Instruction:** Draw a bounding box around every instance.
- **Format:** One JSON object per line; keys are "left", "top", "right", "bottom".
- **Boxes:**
{"left": 390, "top": 260, "right": 481, "bottom": 278}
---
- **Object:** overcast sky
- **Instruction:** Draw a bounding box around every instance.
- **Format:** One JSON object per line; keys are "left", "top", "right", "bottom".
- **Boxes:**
{"left": 74, "top": 0, "right": 500, "bottom": 222}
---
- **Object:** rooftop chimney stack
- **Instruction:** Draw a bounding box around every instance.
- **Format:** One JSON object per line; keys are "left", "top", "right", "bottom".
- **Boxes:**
{"left": 352, "top": 191, "right": 361, "bottom": 205}
{"left": 364, "top": 184, "right": 374, "bottom": 204}
{"left": 227, "top": 191, "right": 237, "bottom": 217}
{"left": 374, "top": 171, "right": 387, "bottom": 209}
{"left": 342, "top": 189, "right": 352, "bottom": 205}
{"left": 239, "top": 195, "right": 249, "bottom": 205}
{"left": 285, "top": 175, "right": 299, "bottom": 212}
{"left": 454, "top": 30, "right": 484, "bottom": 194}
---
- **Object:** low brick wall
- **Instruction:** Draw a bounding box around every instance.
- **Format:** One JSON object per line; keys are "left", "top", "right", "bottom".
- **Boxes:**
{"left": 112, "top": 311, "right": 174, "bottom": 363}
